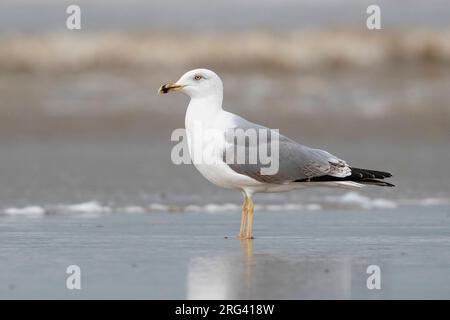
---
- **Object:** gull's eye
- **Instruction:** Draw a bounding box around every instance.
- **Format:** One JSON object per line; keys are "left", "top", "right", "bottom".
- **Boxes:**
{"left": 194, "top": 75, "right": 203, "bottom": 81}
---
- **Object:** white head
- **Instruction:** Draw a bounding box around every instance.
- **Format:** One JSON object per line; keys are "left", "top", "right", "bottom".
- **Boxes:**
{"left": 159, "top": 68, "right": 223, "bottom": 100}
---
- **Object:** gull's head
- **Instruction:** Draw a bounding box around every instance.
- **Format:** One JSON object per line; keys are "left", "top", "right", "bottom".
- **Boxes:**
{"left": 159, "top": 68, "right": 223, "bottom": 99}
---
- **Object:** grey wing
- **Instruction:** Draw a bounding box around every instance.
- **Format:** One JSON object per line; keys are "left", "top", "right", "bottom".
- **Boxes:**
{"left": 223, "top": 115, "right": 351, "bottom": 184}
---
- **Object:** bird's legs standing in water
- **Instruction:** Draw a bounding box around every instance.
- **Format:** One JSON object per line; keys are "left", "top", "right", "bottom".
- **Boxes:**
{"left": 237, "top": 197, "right": 248, "bottom": 239}
{"left": 237, "top": 195, "right": 254, "bottom": 240}
{"left": 246, "top": 197, "right": 254, "bottom": 239}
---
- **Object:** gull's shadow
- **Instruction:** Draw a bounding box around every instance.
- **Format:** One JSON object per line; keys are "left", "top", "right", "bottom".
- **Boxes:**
{"left": 187, "top": 240, "right": 354, "bottom": 299}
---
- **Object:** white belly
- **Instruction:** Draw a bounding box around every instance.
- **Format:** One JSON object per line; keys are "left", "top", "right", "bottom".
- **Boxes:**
{"left": 185, "top": 127, "right": 262, "bottom": 190}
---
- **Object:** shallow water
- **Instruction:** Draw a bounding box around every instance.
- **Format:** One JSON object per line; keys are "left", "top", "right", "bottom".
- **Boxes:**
{"left": 1, "top": 0, "right": 449, "bottom": 300}
{"left": 0, "top": 136, "right": 449, "bottom": 299}
{"left": 1, "top": 206, "right": 449, "bottom": 299}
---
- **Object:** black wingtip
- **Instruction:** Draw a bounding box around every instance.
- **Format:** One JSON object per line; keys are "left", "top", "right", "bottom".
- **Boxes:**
{"left": 294, "top": 167, "right": 395, "bottom": 187}
{"left": 351, "top": 167, "right": 393, "bottom": 179}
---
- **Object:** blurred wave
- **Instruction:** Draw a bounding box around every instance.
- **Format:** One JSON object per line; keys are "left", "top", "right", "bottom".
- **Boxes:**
{"left": 3, "top": 193, "right": 450, "bottom": 217}
{"left": 1, "top": 29, "right": 450, "bottom": 73}
{"left": 2, "top": 29, "right": 450, "bottom": 140}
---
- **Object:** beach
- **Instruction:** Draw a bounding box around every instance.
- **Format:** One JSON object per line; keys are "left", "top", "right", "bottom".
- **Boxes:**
{"left": 1, "top": 136, "right": 450, "bottom": 299}
{"left": 1, "top": 205, "right": 450, "bottom": 299}
{"left": 1, "top": 0, "right": 449, "bottom": 300}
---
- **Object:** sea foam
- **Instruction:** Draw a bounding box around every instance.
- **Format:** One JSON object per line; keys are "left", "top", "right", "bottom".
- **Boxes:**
{"left": 3, "top": 193, "right": 450, "bottom": 217}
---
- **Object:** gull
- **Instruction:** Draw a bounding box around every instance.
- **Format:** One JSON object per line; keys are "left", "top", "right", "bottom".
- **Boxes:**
{"left": 159, "top": 69, "right": 394, "bottom": 240}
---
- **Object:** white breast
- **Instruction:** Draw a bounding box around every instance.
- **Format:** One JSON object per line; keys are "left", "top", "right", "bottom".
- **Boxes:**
{"left": 185, "top": 106, "right": 262, "bottom": 190}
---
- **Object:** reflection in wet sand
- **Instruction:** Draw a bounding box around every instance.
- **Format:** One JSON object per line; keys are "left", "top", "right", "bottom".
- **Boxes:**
{"left": 187, "top": 241, "right": 353, "bottom": 299}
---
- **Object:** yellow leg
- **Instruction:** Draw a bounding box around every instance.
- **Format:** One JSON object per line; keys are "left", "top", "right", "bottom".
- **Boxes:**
{"left": 246, "top": 197, "right": 254, "bottom": 239}
{"left": 237, "top": 197, "right": 248, "bottom": 239}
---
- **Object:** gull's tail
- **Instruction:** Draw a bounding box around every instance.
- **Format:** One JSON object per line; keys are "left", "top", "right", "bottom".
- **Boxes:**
{"left": 296, "top": 167, "right": 395, "bottom": 187}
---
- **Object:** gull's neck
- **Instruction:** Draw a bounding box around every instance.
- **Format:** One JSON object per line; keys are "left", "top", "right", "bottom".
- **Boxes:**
{"left": 185, "top": 93, "right": 223, "bottom": 129}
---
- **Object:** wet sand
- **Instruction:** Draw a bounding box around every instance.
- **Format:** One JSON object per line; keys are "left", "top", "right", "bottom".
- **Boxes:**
{"left": 1, "top": 205, "right": 449, "bottom": 299}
